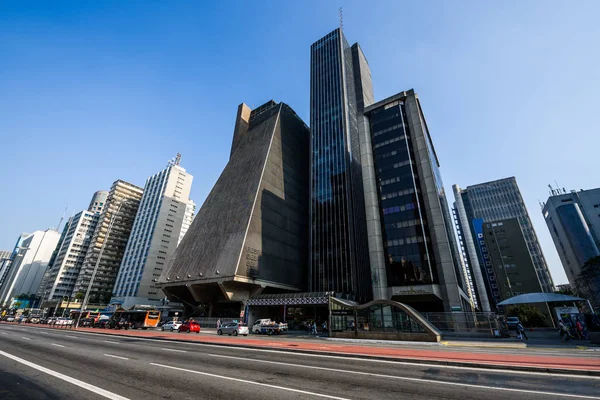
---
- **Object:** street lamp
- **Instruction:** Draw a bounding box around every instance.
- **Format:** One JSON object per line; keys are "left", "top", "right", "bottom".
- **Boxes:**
{"left": 76, "top": 198, "right": 133, "bottom": 328}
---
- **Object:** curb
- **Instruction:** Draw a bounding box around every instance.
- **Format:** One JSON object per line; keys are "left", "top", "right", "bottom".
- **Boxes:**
{"left": 440, "top": 341, "right": 526, "bottom": 349}
{"left": 5, "top": 323, "right": 600, "bottom": 377}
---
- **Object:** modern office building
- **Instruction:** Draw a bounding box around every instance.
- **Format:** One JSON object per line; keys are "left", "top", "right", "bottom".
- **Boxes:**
{"left": 112, "top": 156, "right": 195, "bottom": 308}
{"left": 157, "top": 100, "right": 310, "bottom": 317}
{"left": 72, "top": 180, "right": 143, "bottom": 303}
{"left": 0, "top": 229, "right": 61, "bottom": 306}
{"left": 542, "top": 188, "right": 600, "bottom": 307}
{"left": 454, "top": 177, "right": 554, "bottom": 311}
{"left": 0, "top": 250, "right": 14, "bottom": 293}
{"left": 37, "top": 208, "right": 103, "bottom": 302}
{"left": 362, "top": 90, "right": 471, "bottom": 312}
{"left": 88, "top": 190, "right": 109, "bottom": 215}
{"left": 481, "top": 218, "right": 543, "bottom": 309}
{"left": 179, "top": 201, "right": 196, "bottom": 245}
{"left": 309, "top": 28, "right": 372, "bottom": 301}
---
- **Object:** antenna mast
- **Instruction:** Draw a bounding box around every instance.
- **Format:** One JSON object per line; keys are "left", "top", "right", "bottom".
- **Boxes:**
{"left": 57, "top": 206, "right": 68, "bottom": 231}
{"left": 339, "top": 7, "right": 343, "bottom": 30}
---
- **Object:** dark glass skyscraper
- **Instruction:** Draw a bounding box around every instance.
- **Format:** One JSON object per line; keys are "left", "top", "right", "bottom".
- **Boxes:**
{"left": 310, "top": 28, "right": 372, "bottom": 300}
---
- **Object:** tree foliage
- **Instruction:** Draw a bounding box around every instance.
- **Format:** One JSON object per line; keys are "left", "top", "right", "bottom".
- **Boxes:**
{"left": 507, "top": 304, "right": 548, "bottom": 327}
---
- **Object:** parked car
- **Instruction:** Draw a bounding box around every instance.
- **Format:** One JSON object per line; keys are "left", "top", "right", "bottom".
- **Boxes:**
{"left": 115, "top": 318, "right": 130, "bottom": 330}
{"left": 218, "top": 322, "right": 249, "bottom": 336}
{"left": 29, "top": 316, "right": 41, "bottom": 324}
{"left": 178, "top": 321, "right": 200, "bottom": 333}
{"left": 55, "top": 318, "right": 73, "bottom": 326}
{"left": 161, "top": 320, "right": 183, "bottom": 332}
{"left": 20, "top": 317, "right": 29, "bottom": 323}
{"left": 5, "top": 316, "right": 15, "bottom": 322}
{"left": 252, "top": 319, "right": 288, "bottom": 335}
{"left": 80, "top": 318, "right": 94, "bottom": 327}
{"left": 46, "top": 317, "right": 57, "bottom": 325}
{"left": 506, "top": 316, "right": 520, "bottom": 330}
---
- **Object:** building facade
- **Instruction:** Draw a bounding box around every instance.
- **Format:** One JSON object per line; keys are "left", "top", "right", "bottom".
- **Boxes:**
{"left": 543, "top": 188, "right": 600, "bottom": 307}
{"left": 453, "top": 177, "right": 554, "bottom": 311}
{"left": 0, "top": 229, "right": 61, "bottom": 306}
{"left": 88, "top": 190, "right": 109, "bottom": 215}
{"left": 363, "top": 91, "right": 471, "bottom": 312}
{"left": 112, "top": 157, "right": 195, "bottom": 308}
{"left": 310, "top": 28, "right": 372, "bottom": 301}
{"left": 157, "top": 101, "right": 310, "bottom": 317}
{"left": 482, "top": 218, "right": 543, "bottom": 309}
{"left": 72, "top": 180, "right": 143, "bottom": 303}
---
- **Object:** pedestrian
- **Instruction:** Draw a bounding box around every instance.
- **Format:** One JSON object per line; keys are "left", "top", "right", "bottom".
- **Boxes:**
{"left": 516, "top": 322, "right": 528, "bottom": 340}
{"left": 558, "top": 320, "right": 572, "bottom": 341}
{"left": 216, "top": 319, "right": 221, "bottom": 329}
{"left": 312, "top": 321, "right": 318, "bottom": 335}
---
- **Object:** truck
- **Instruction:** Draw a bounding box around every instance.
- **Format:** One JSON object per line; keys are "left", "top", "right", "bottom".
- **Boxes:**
{"left": 252, "top": 319, "right": 288, "bottom": 335}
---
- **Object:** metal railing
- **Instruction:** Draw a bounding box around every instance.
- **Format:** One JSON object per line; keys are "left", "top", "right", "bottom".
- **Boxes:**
{"left": 422, "top": 312, "right": 499, "bottom": 336}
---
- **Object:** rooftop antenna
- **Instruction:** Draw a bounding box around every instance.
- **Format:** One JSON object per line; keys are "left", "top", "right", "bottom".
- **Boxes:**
{"left": 175, "top": 153, "right": 181, "bottom": 166}
{"left": 56, "top": 206, "right": 68, "bottom": 232}
{"left": 339, "top": 7, "right": 343, "bottom": 30}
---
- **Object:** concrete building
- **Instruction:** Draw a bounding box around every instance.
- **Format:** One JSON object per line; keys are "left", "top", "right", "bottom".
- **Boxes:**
{"left": 453, "top": 177, "right": 554, "bottom": 310}
{"left": 112, "top": 156, "right": 194, "bottom": 308}
{"left": 310, "top": 28, "right": 372, "bottom": 301}
{"left": 482, "top": 218, "right": 543, "bottom": 309}
{"left": 0, "top": 229, "right": 61, "bottom": 306}
{"left": 542, "top": 188, "right": 600, "bottom": 307}
{"left": 362, "top": 91, "right": 472, "bottom": 313}
{"left": 157, "top": 100, "right": 310, "bottom": 318}
{"left": 72, "top": 180, "right": 143, "bottom": 303}
{"left": 88, "top": 190, "right": 109, "bottom": 215}
{"left": 37, "top": 211, "right": 103, "bottom": 303}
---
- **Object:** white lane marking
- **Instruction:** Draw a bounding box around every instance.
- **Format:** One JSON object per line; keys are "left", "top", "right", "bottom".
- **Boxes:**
{"left": 51, "top": 343, "right": 65, "bottom": 348}
{"left": 1, "top": 332, "right": 7, "bottom": 335}
{"left": 150, "top": 362, "right": 350, "bottom": 400}
{"left": 160, "top": 348, "right": 187, "bottom": 353}
{"left": 53, "top": 330, "right": 600, "bottom": 380}
{"left": 0, "top": 350, "right": 130, "bottom": 399}
{"left": 103, "top": 354, "right": 129, "bottom": 360}
{"left": 40, "top": 332, "right": 49, "bottom": 335}
{"left": 67, "top": 335, "right": 77, "bottom": 339}
{"left": 103, "top": 340, "right": 119, "bottom": 344}
{"left": 21, "top": 336, "right": 31, "bottom": 340}
{"left": 208, "top": 354, "right": 599, "bottom": 399}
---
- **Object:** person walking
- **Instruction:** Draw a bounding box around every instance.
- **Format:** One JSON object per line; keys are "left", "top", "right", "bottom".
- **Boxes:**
{"left": 216, "top": 318, "right": 221, "bottom": 330}
{"left": 516, "top": 322, "right": 528, "bottom": 340}
{"left": 312, "top": 321, "right": 318, "bottom": 335}
{"left": 559, "top": 320, "right": 572, "bottom": 341}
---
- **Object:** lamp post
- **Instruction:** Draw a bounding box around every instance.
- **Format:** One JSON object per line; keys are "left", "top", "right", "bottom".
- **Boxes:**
{"left": 76, "top": 198, "right": 131, "bottom": 329}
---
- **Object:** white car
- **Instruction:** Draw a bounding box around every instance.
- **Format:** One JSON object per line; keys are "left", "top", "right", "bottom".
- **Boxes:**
{"left": 55, "top": 318, "right": 73, "bottom": 326}
{"left": 161, "top": 320, "right": 183, "bottom": 332}
{"left": 6, "top": 316, "right": 15, "bottom": 322}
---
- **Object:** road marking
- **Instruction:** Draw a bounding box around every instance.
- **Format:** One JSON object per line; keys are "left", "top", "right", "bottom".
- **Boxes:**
{"left": 150, "top": 362, "right": 350, "bottom": 399}
{"left": 1, "top": 332, "right": 6, "bottom": 335}
{"left": 59, "top": 330, "right": 600, "bottom": 380}
{"left": 103, "top": 340, "right": 119, "bottom": 344}
{"left": 103, "top": 354, "right": 129, "bottom": 360}
{"left": 160, "top": 348, "right": 187, "bottom": 353}
{"left": 206, "top": 354, "right": 598, "bottom": 399}
{"left": 21, "top": 336, "right": 31, "bottom": 340}
{"left": 39, "top": 332, "right": 49, "bottom": 335}
{"left": 0, "top": 350, "right": 129, "bottom": 399}
{"left": 67, "top": 335, "right": 77, "bottom": 338}
{"left": 51, "top": 343, "right": 65, "bottom": 348}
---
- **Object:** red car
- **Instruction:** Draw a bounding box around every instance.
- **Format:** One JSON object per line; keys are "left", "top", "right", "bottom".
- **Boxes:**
{"left": 178, "top": 321, "right": 201, "bottom": 333}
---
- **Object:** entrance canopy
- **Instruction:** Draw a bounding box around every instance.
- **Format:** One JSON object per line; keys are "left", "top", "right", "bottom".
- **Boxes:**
{"left": 497, "top": 292, "right": 584, "bottom": 306}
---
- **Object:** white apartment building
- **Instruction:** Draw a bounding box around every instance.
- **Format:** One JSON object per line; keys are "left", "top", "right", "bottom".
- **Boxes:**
{"left": 112, "top": 155, "right": 194, "bottom": 308}
{"left": 0, "top": 229, "right": 61, "bottom": 306}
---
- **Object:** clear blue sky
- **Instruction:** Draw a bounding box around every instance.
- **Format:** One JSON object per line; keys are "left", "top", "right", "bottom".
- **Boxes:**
{"left": 1, "top": 1, "right": 599, "bottom": 285}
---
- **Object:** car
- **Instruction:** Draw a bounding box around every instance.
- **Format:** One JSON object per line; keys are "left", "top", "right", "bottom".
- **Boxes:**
{"left": 55, "top": 318, "right": 74, "bottom": 326}
{"left": 20, "top": 317, "right": 29, "bottom": 323}
{"left": 80, "top": 318, "right": 94, "bottom": 327}
{"left": 506, "top": 316, "right": 520, "bottom": 330}
{"left": 178, "top": 321, "right": 200, "bottom": 333}
{"left": 161, "top": 320, "right": 183, "bottom": 332}
{"left": 6, "top": 316, "right": 15, "bottom": 322}
{"left": 46, "top": 317, "right": 57, "bottom": 325}
{"left": 218, "top": 322, "right": 249, "bottom": 336}
{"left": 29, "top": 316, "right": 41, "bottom": 324}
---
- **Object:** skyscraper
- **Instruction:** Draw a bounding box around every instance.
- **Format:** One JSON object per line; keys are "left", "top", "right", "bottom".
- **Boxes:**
{"left": 543, "top": 187, "right": 600, "bottom": 307}
{"left": 112, "top": 156, "right": 194, "bottom": 308}
{"left": 72, "top": 180, "right": 143, "bottom": 303}
{"left": 157, "top": 101, "right": 310, "bottom": 317}
{"left": 454, "top": 177, "right": 554, "bottom": 310}
{"left": 37, "top": 191, "right": 105, "bottom": 302}
{"left": 310, "top": 28, "right": 372, "bottom": 300}
{"left": 362, "top": 90, "right": 471, "bottom": 312}
{"left": 0, "top": 229, "right": 61, "bottom": 306}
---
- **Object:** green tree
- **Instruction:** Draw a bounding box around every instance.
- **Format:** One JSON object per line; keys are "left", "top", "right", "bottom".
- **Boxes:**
{"left": 74, "top": 292, "right": 84, "bottom": 301}
{"left": 507, "top": 304, "right": 548, "bottom": 327}
{"left": 575, "top": 256, "right": 600, "bottom": 309}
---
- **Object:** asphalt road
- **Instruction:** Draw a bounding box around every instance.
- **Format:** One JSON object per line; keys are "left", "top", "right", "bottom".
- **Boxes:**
{"left": 0, "top": 324, "right": 599, "bottom": 400}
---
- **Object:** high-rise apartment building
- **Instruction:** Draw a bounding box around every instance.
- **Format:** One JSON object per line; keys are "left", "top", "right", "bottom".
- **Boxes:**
{"left": 113, "top": 157, "right": 194, "bottom": 308}
{"left": 157, "top": 101, "right": 310, "bottom": 317}
{"left": 0, "top": 229, "right": 61, "bottom": 306}
{"left": 72, "top": 180, "right": 143, "bottom": 303}
{"left": 454, "top": 177, "right": 554, "bottom": 311}
{"left": 37, "top": 194, "right": 105, "bottom": 302}
{"left": 310, "top": 28, "right": 372, "bottom": 300}
{"left": 543, "top": 188, "right": 600, "bottom": 307}
{"left": 362, "top": 91, "right": 471, "bottom": 312}
{"left": 88, "top": 190, "right": 109, "bottom": 215}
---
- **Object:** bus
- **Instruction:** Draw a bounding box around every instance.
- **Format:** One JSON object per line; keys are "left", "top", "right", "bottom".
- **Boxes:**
{"left": 112, "top": 309, "right": 161, "bottom": 329}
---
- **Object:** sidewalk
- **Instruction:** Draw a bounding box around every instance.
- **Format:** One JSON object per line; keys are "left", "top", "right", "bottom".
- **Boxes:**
{"left": 8, "top": 322, "right": 600, "bottom": 376}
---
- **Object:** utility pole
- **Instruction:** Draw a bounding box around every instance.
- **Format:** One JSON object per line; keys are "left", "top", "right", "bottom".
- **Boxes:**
{"left": 76, "top": 199, "right": 128, "bottom": 329}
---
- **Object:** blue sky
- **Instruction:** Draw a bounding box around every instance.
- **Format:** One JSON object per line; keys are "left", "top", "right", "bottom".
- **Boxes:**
{"left": 1, "top": 1, "right": 599, "bottom": 285}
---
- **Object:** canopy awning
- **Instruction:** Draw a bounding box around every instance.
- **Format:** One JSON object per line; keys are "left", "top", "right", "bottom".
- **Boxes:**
{"left": 497, "top": 292, "right": 584, "bottom": 306}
